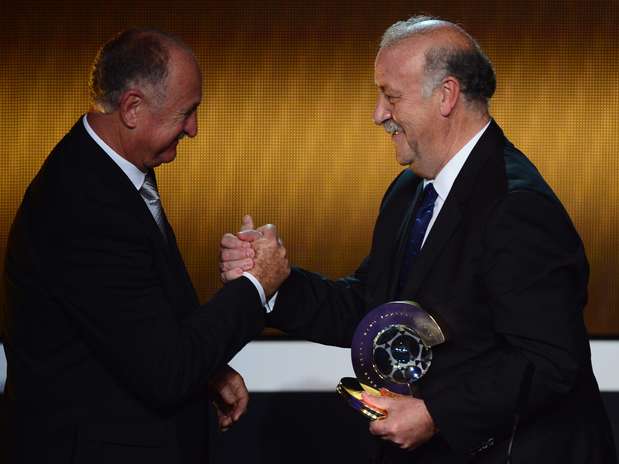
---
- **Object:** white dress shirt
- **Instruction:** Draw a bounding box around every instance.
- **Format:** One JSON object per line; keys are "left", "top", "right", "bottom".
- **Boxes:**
{"left": 422, "top": 121, "right": 490, "bottom": 247}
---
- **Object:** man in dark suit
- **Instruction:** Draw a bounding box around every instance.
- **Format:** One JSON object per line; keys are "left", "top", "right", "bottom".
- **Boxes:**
{"left": 2, "top": 29, "right": 289, "bottom": 463}
{"left": 220, "top": 16, "right": 616, "bottom": 463}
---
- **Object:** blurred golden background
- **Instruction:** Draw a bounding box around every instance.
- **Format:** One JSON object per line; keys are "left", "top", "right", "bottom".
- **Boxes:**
{"left": 1, "top": 0, "right": 618, "bottom": 334}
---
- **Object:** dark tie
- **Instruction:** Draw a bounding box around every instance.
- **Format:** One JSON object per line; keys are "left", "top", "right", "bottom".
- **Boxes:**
{"left": 398, "top": 183, "right": 438, "bottom": 293}
{"left": 139, "top": 169, "right": 167, "bottom": 240}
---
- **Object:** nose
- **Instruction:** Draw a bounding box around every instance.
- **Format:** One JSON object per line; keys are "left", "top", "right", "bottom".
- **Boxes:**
{"left": 373, "top": 93, "right": 391, "bottom": 126}
{"left": 184, "top": 112, "right": 198, "bottom": 138}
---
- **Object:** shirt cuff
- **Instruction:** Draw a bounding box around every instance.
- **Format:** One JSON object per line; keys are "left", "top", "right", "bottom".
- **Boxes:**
{"left": 242, "top": 272, "right": 277, "bottom": 313}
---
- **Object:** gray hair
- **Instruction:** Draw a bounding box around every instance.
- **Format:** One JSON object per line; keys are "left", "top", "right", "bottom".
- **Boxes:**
{"left": 380, "top": 16, "right": 496, "bottom": 105}
{"left": 89, "top": 29, "right": 191, "bottom": 112}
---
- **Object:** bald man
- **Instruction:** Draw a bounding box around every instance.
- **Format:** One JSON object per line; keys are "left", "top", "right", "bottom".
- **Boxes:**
{"left": 221, "top": 16, "right": 616, "bottom": 464}
{"left": 3, "top": 29, "right": 289, "bottom": 464}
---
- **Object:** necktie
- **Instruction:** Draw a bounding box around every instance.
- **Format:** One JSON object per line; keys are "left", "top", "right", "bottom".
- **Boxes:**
{"left": 139, "top": 170, "right": 167, "bottom": 240}
{"left": 398, "top": 183, "right": 438, "bottom": 293}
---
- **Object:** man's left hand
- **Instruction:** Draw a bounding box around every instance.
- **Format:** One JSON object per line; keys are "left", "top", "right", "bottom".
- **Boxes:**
{"left": 362, "top": 391, "right": 437, "bottom": 450}
{"left": 208, "top": 365, "right": 249, "bottom": 431}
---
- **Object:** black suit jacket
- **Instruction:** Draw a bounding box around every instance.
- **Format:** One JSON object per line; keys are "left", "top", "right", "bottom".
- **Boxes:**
{"left": 2, "top": 118, "right": 265, "bottom": 463}
{"left": 267, "top": 121, "right": 616, "bottom": 463}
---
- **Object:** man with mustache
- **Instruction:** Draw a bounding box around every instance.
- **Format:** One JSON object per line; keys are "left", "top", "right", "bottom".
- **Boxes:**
{"left": 220, "top": 16, "right": 616, "bottom": 463}
{"left": 3, "top": 29, "right": 289, "bottom": 463}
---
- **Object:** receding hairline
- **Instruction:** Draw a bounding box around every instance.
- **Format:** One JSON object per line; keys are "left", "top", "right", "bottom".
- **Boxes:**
{"left": 376, "top": 17, "right": 496, "bottom": 106}
{"left": 380, "top": 19, "right": 476, "bottom": 55}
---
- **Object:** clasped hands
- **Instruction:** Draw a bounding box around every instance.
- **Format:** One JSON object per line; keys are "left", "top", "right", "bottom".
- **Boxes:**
{"left": 219, "top": 215, "right": 290, "bottom": 297}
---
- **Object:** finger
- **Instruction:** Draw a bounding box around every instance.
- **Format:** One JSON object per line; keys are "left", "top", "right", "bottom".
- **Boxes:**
{"left": 231, "top": 387, "right": 249, "bottom": 421}
{"left": 221, "top": 247, "right": 254, "bottom": 261}
{"left": 217, "top": 370, "right": 248, "bottom": 421}
{"left": 237, "top": 230, "right": 263, "bottom": 242}
{"left": 217, "top": 411, "right": 233, "bottom": 431}
{"left": 362, "top": 392, "right": 390, "bottom": 410}
{"left": 221, "top": 268, "right": 244, "bottom": 283}
{"left": 220, "top": 258, "right": 254, "bottom": 272}
{"left": 216, "top": 386, "right": 237, "bottom": 408}
{"left": 212, "top": 399, "right": 230, "bottom": 416}
{"left": 213, "top": 399, "right": 232, "bottom": 419}
{"left": 240, "top": 214, "right": 255, "bottom": 232}
{"left": 368, "top": 417, "right": 389, "bottom": 437}
{"left": 219, "top": 416, "right": 234, "bottom": 432}
{"left": 220, "top": 420, "right": 232, "bottom": 432}
{"left": 221, "top": 233, "right": 250, "bottom": 249}
{"left": 379, "top": 388, "right": 398, "bottom": 398}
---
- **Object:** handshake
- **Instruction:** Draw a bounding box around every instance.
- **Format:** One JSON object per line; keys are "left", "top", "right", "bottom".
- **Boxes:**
{"left": 219, "top": 215, "right": 291, "bottom": 297}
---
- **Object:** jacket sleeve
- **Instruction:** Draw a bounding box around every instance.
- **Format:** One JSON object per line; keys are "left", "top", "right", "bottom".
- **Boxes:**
{"left": 265, "top": 169, "right": 414, "bottom": 347}
{"left": 266, "top": 257, "right": 369, "bottom": 347}
{"left": 22, "top": 179, "right": 265, "bottom": 411}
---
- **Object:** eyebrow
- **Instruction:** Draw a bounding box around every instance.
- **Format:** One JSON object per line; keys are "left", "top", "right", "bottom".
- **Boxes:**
{"left": 378, "top": 85, "right": 400, "bottom": 95}
{"left": 182, "top": 102, "right": 200, "bottom": 115}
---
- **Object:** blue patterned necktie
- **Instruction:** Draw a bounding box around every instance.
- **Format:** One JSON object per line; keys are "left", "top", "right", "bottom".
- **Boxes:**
{"left": 398, "top": 183, "right": 438, "bottom": 293}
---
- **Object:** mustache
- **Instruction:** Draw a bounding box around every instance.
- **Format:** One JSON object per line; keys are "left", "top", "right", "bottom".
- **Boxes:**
{"left": 382, "top": 119, "right": 403, "bottom": 135}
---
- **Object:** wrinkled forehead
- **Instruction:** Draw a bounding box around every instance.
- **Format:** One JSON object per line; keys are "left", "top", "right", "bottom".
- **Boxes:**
{"left": 374, "top": 37, "right": 429, "bottom": 86}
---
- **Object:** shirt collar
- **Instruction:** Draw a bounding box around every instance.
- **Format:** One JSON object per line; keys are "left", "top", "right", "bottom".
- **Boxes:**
{"left": 424, "top": 121, "right": 491, "bottom": 201}
{"left": 82, "top": 114, "right": 147, "bottom": 190}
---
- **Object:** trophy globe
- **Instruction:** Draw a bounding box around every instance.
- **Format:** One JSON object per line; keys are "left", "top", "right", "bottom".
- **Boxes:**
{"left": 372, "top": 324, "right": 433, "bottom": 386}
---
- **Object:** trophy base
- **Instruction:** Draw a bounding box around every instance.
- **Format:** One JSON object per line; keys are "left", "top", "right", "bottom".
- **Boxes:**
{"left": 336, "top": 377, "right": 387, "bottom": 421}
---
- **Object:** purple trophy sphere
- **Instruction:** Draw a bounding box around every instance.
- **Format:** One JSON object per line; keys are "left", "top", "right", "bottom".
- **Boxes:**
{"left": 351, "top": 301, "right": 444, "bottom": 395}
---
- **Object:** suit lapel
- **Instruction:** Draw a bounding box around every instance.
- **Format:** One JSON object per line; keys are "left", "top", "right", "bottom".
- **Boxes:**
{"left": 73, "top": 120, "right": 198, "bottom": 313}
{"left": 386, "top": 181, "right": 424, "bottom": 299}
{"left": 366, "top": 170, "right": 422, "bottom": 307}
{"left": 164, "top": 218, "right": 200, "bottom": 310}
{"left": 403, "top": 196, "right": 463, "bottom": 296}
{"left": 73, "top": 121, "right": 170, "bottom": 253}
{"left": 400, "top": 120, "right": 505, "bottom": 297}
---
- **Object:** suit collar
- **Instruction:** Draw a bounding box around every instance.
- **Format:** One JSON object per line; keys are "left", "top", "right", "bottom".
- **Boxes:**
{"left": 82, "top": 114, "right": 147, "bottom": 190}
{"left": 430, "top": 120, "right": 491, "bottom": 205}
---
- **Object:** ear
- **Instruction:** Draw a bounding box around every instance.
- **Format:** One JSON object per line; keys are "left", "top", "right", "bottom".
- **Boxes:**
{"left": 117, "top": 89, "right": 145, "bottom": 129}
{"left": 438, "top": 77, "right": 460, "bottom": 117}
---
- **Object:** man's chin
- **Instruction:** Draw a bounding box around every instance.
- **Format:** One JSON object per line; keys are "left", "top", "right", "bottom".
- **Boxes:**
{"left": 394, "top": 150, "right": 413, "bottom": 166}
{"left": 153, "top": 148, "right": 178, "bottom": 167}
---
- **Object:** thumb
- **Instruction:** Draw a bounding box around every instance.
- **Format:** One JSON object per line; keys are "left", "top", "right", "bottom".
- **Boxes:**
{"left": 237, "top": 230, "right": 262, "bottom": 242}
{"left": 259, "top": 223, "right": 277, "bottom": 240}
{"left": 240, "top": 214, "right": 254, "bottom": 232}
{"left": 362, "top": 392, "right": 390, "bottom": 411}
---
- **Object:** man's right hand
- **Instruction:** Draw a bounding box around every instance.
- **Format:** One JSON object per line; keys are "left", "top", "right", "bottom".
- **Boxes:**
{"left": 219, "top": 215, "right": 260, "bottom": 282}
